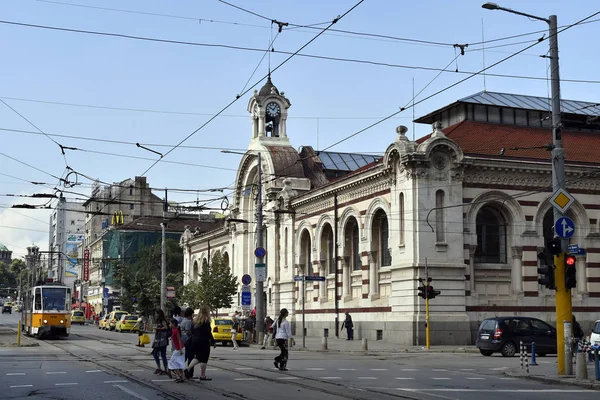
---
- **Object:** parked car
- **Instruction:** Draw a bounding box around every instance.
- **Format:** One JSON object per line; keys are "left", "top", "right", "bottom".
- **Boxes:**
{"left": 476, "top": 316, "right": 557, "bottom": 357}
{"left": 71, "top": 310, "right": 85, "bottom": 325}
{"left": 1, "top": 305, "right": 11, "bottom": 314}
{"left": 99, "top": 315, "right": 110, "bottom": 330}
{"left": 116, "top": 315, "right": 138, "bottom": 332}
{"left": 107, "top": 311, "right": 129, "bottom": 331}
{"left": 210, "top": 317, "right": 242, "bottom": 346}
{"left": 591, "top": 320, "right": 600, "bottom": 346}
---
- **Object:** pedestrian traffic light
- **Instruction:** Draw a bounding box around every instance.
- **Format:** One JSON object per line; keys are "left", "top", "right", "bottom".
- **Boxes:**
{"left": 565, "top": 254, "right": 577, "bottom": 289}
{"left": 546, "top": 238, "right": 561, "bottom": 255}
{"left": 537, "top": 252, "right": 555, "bottom": 290}
{"left": 426, "top": 285, "right": 441, "bottom": 299}
{"left": 418, "top": 285, "right": 426, "bottom": 299}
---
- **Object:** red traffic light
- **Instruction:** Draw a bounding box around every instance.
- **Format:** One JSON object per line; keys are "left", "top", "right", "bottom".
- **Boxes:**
{"left": 565, "top": 255, "right": 576, "bottom": 266}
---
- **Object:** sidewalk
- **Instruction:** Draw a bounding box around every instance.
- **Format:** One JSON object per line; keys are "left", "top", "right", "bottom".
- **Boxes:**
{"left": 506, "top": 357, "right": 600, "bottom": 390}
{"left": 0, "top": 327, "right": 39, "bottom": 347}
{"left": 247, "top": 335, "right": 479, "bottom": 355}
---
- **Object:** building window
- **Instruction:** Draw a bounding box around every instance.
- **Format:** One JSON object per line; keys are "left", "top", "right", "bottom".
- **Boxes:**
{"left": 373, "top": 209, "right": 391, "bottom": 267}
{"left": 130, "top": 204, "right": 134, "bottom": 210}
{"left": 344, "top": 217, "right": 361, "bottom": 271}
{"left": 328, "top": 227, "right": 335, "bottom": 274}
{"left": 435, "top": 190, "right": 445, "bottom": 242}
{"left": 300, "top": 229, "right": 312, "bottom": 275}
{"left": 474, "top": 206, "right": 507, "bottom": 263}
{"left": 399, "top": 193, "right": 405, "bottom": 245}
{"left": 284, "top": 228, "right": 288, "bottom": 267}
{"left": 129, "top": 188, "right": 133, "bottom": 196}
{"left": 71, "top": 220, "right": 75, "bottom": 225}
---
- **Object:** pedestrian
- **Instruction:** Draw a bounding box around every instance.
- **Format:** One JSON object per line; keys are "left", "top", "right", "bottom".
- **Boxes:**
{"left": 168, "top": 318, "right": 186, "bottom": 383}
{"left": 184, "top": 306, "right": 216, "bottom": 381}
{"left": 261, "top": 316, "right": 274, "bottom": 350}
{"left": 244, "top": 312, "right": 254, "bottom": 343}
{"left": 151, "top": 309, "right": 171, "bottom": 376}
{"left": 135, "top": 312, "right": 146, "bottom": 347}
{"left": 341, "top": 312, "right": 354, "bottom": 340}
{"left": 273, "top": 308, "right": 294, "bottom": 371}
{"left": 172, "top": 306, "right": 183, "bottom": 325}
{"left": 231, "top": 311, "right": 240, "bottom": 350}
{"left": 180, "top": 307, "right": 195, "bottom": 378}
{"left": 573, "top": 315, "right": 584, "bottom": 341}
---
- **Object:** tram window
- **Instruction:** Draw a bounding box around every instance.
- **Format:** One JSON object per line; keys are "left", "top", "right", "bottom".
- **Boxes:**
{"left": 34, "top": 289, "right": 42, "bottom": 310}
{"left": 42, "top": 288, "right": 67, "bottom": 311}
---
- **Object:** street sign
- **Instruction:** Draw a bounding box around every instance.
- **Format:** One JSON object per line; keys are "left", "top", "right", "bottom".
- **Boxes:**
{"left": 255, "top": 263, "right": 266, "bottom": 282}
{"left": 550, "top": 188, "right": 575, "bottom": 214}
{"left": 83, "top": 249, "right": 90, "bottom": 282}
{"left": 241, "top": 291, "right": 251, "bottom": 306}
{"left": 555, "top": 216, "right": 575, "bottom": 239}
{"left": 568, "top": 244, "right": 586, "bottom": 255}
{"left": 294, "top": 275, "right": 304, "bottom": 282}
{"left": 305, "top": 276, "right": 326, "bottom": 282}
{"left": 254, "top": 247, "right": 266, "bottom": 258}
{"left": 241, "top": 274, "right": 252, "bottom": 285}
{"left": 241, "top": 284, "right": 251, "bottom": 292}
{"left": 103, "top": 288, "right": 109, "bottom": 299}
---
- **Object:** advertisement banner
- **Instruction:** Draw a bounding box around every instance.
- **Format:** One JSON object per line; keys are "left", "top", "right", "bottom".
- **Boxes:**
{"left": 83, "top": 248, "right": 90, "bottom": 281}
{"left": 65, "top": 234, "right": 84, "bottom": 278}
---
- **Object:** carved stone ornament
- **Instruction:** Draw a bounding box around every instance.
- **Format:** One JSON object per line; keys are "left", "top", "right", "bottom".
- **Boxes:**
{"left": 432, "top": 152, "right": 448, "bottom": 170}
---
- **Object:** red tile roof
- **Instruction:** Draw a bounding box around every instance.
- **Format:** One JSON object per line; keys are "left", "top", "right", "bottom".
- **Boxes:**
{"left": 423, "top": 120, "right": 600, "bottom": 165}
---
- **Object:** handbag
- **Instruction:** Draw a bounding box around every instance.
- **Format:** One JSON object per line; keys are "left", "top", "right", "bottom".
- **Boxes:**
{"left": 152, "top": 330, "right": 169, "bottom": 348}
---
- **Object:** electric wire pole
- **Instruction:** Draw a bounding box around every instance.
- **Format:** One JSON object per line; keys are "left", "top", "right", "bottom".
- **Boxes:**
{"left": 161, "top": 189, "right": 167, "bottom": 312}
{"left": 255, "top": 151, "right": 265, "bottom": 343}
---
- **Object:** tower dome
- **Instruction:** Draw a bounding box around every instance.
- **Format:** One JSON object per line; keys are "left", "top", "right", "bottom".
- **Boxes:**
{"left": 258, "top": 75, "right": 280, "bottom": 97}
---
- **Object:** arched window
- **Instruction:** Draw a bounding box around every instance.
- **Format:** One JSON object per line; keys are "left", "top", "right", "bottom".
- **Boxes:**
{"left": 435, "top": 190, "right": 445, "bottom": 242}
{"left": 284, "top": 227, "right": 288, "bottom": 267}
{"left": 399, "top": 193, "right": 405, "bottom": 245}
{"left": 475, "top": 206, "right": 507, "bottom": 263}
{"left": 321, "top": 224, "right": 335, "bottom": 275}
{"left": 344, "top": 217, "right": 361, "bottom": 271}
{"left": 300, "top": 229, "right": 312, "bottom": 275}
{"left": 192, "top": 260, "right": 198, "bottom": 282}
{"left": 373, "top": 209, "right": 391, "bottom": 267}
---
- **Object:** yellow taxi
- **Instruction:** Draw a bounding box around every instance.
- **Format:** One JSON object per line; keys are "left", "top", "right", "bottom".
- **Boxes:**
{"left": 211, "top": 317, "right": 242, "bottom": 346}
{"left": 116, "top": 315, "right": 138, "bottom": 332}
{"left": 108, "top": 311, "right": 129, "bottom": 331}
{"left": 71, "top": 310, "right": 85, "bottom": 325}
{"left": 99, "top": 315, "right": 110, "bottom": 330}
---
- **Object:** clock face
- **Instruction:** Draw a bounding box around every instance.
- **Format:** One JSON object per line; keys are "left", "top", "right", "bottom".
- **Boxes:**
{"left": 266, "top": 102, "right": 281, "bottom": 118}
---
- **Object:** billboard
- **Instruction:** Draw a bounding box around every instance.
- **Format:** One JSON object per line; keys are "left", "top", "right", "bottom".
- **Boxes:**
{"left": 65, "top": 234, "right": 84, "bottom": 279}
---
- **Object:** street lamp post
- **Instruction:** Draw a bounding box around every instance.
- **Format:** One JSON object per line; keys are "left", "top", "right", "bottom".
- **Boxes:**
{"left": 482, "top": 2, "right": 570, "bottom": 375}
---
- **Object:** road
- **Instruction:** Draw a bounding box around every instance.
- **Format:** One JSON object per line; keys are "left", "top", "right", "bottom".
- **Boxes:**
{"left": 1, "top": 312, "right": 597, "bottom": 400}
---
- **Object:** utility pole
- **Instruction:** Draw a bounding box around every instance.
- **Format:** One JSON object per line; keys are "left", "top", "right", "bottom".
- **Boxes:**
{"left": 255, "top": 151, "right": 265, "bottom": 343}
{"left": 482, "top": 3, "right": 568, "bottom": 375}
{"left": 161, "top": 188, "right": 167, "bottom": 312}
{"left": 425, "top": 257, "right": 430, "bottom": 350}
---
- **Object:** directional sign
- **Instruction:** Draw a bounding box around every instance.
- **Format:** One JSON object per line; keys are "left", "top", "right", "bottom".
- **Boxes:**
{"left": 555, "top": 216, "right": 575, "bottom": 239}
{"left": 241, "top": 274, "right": 252, "bottom": 285}
{"left": 305, "top": 276, "right": 326, "bottom": 282}
{"left": 551, "top": 188, "right": 575, "bottom": 214}
{"left": 294, "top": 275, "right": 304, "bottom": 282}
{"left": 254, "top": 247, "right": 266, "bottom": 258}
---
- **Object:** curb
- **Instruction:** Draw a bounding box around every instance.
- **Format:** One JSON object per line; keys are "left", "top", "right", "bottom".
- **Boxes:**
{"left": 505, "top": 368, "right": 600, "bottom": 391}
{"left": 246, "top": 343, "right": 479, "bottom": 355}
{"left": 0, "top": 328, "right": 40, "bottom": 348}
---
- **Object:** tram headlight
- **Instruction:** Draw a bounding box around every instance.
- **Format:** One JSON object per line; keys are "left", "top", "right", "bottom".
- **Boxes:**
{"left": 60, "top": 320, "right": 64, "bottom": 324}
{"left": 43, "top": 319, "right": 48, "bottom": 324}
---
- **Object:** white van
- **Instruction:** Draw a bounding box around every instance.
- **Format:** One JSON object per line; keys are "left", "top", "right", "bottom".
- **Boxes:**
{"left": 591, "top": 320, "right": 600, "bottom": 345}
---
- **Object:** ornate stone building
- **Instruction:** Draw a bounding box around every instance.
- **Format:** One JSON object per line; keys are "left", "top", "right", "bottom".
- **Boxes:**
{"left": 181, "top": 82, "right": 600, "bottom": 345}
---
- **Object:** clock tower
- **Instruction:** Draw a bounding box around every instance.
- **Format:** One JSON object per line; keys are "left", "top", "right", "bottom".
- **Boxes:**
{"left": 248, "top": 75, "right": 291, "bottom": 141}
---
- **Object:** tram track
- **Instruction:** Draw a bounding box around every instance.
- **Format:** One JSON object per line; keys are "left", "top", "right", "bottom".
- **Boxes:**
{"left": 66, "top": 331, "right": 437, "bottom": 400}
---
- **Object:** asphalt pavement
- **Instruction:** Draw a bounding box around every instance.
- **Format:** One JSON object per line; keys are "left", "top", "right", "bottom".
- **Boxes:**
{"left": 1, "top": 312, "right": 599, "bottom": 400}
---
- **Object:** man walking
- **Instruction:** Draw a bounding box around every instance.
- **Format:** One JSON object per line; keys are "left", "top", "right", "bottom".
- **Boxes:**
{"left": 341, "top": 312, "right": 354, "bottom": 340}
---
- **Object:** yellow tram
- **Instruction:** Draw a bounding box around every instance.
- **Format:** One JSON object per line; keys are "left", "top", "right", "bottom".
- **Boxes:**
{"left": 21, "top": 282, "right": 71, "bottom": 338}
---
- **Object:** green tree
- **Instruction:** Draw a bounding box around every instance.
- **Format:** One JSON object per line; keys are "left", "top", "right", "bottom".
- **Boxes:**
{"left": 113, "top": 238, "right": 183, "bottom": 316}
{"left": 181, "top": 251, "right": 237, "bottom": 317}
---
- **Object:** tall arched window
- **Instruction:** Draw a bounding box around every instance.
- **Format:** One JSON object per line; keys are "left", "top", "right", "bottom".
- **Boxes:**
{"left": 300, "top": 229, "right": 312, "bottom": 275}
{"left": 435, "top": 190, "right": 445, "bottom": 242}
{"left": 475, "top": 206, "right": 507, "bottom": 263}
{"left": 373, "top": 209, "right": 391, "bottom": 267}
{"left": 344, "top": 217, "right": 361, "bottom": 271}
{"left": 399, "top": 192, "right": 405, "bottom": 245}
{"left": 284, "top": 227, "right": 288, "bottom": 267}
{"left": 321, "top": 224, "right": 335, "bottom": 275}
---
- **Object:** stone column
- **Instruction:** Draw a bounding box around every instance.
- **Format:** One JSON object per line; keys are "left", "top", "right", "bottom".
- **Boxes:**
{"left": 258, "top": 116, "right": 265, "bottom": 137}
{"left": 576, "top": 257, "right": 587, "bottom": 294}
{"left": 469, "top": 245, "right": 477, "bottom": 293}
{"left": 511, "top": 246, "right": 523, "bottom": 294}
{"left": 342, "top": 257, "right": 350, "bottom": 299}
{"left": 368, "top": 251, "right": 378, "bottom": 298}
{"left": 319, "top": 262, "right": 327, "bottom": 300}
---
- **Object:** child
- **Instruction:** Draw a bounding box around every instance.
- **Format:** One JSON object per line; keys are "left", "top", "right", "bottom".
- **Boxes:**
{"left": 168, "top": 318, "right": 186, "bottom": 383}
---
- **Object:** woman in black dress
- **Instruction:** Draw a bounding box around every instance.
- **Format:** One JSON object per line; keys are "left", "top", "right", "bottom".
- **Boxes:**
{"left": 184, "top": 306, "right": 215, "bottom": 380}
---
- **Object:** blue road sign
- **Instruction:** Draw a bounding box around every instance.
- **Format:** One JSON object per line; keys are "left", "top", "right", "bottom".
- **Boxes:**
{"left": 241, "top": 291, "right": 251, "bottom": 306}
{"left": 305, "top": 276, "right": 326, "bottom": 282}
{"left": 294, "top": 276, "right": 304, "bottom": 282}
{"left": 254, "top": 247, "right": 266, "bottom": 258}
{"left": 241, "top": 274, "right": 252, "bottom": 285}
{"left": 556, "top": 216, "right": 575, "bottom": 239}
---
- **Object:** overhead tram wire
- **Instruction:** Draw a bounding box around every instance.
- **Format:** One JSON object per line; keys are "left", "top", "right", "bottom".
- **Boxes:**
{"left": 1, "top": 20, "right": 598, "bottom": 85}
{"left": 320, "top": 9, "right": 600, "bottom": 152}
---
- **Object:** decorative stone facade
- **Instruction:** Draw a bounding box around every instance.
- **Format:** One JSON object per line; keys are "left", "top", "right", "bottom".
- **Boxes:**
{"left": 183, "top": 86, "right": 600, "bottom": 345}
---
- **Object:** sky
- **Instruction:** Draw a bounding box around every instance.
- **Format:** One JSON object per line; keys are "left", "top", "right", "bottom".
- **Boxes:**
{"left": 1, "top": 0, "right": 599, "bottom": 259}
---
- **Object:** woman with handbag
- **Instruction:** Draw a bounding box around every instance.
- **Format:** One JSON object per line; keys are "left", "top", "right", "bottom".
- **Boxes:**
{"left": 184, "top": 306, "right": 216, "bottom": 381}
{"left": 274, "top": 308, "right": 294, "bottom": 371}
{"left": 152, "top": 309, "right": 170, "bottom": 376}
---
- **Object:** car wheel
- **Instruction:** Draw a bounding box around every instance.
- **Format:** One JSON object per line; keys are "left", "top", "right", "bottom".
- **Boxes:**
{"left": 536, "top": 353, "right": 547, "bottom": 357}
{"left": 501, "top": 342, "right": 517, "bottom": 357}
{"left": 479, "top": 349, "right": 493, "bottom": 356}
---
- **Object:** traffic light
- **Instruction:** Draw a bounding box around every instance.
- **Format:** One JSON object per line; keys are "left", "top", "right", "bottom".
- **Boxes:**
{"left": 537, "top": 252, "right": 555, "bottom": 290}
{"left": 547, "top": 238, "right": 561, "bottom": 255}
{"left": 565, "top": 254, "right": 577, "bottom": 289}
{"left": 418, "top": 285, "right": 426, "bottom": 299}
{"left": 426, "top": 285, "right": 441, "bottom": 299}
